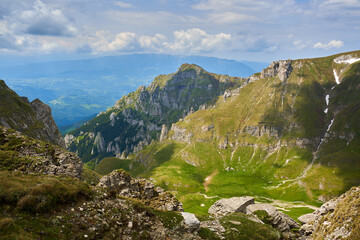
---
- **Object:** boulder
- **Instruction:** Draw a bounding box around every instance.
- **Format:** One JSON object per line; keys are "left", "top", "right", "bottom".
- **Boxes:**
{"left": 180, "top": 212, "right": 200, "bottom": 231}
{"left": 208, "top": 196, "right": 255, "bottom": 217}
{"left": 298, "top": 213, "right": 316, "bottom": 224}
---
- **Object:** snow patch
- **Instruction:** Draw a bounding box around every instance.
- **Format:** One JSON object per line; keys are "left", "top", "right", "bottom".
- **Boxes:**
{"left": 334, "top": 57, "right": 360, "bottom": 65}
{"left": 324, "top": 94, "right": 330, "bottom": 113}
{"left": 327, "top": 118, "right": 334, "bottom": 132}
{"left": 325, "top": 94, "right": 329, "bottom": 106}
{"left": 317, "top": 118, "right": 334, "bottom": 151}
{"left": 333, "top": 69, "right": 340, "bottom": 84}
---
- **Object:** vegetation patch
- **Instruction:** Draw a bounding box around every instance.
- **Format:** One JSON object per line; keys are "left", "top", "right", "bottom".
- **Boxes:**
{"left": 0, "top": 171, "right": 92, "bottom": 212}
{"left": 220, "top": 212, "right": 280, "bottom": 240}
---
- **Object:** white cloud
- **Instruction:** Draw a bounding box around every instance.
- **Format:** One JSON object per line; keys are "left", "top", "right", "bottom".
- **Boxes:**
{"left": 90, "top": 28, "right": 232, "bottom": 54}
{"left": 114, "top": 1, "right": 132, "bottom": 8}
{"left": 208, "top": 12, "right": 259, "bottom": 24}
{"left": 139, "top": 34, "right": 166, "bottom": 49}
{"left": 90, "top": 30, "right": 137, "bottom": 52}
{"left": 313, "top": 40, "right": 344, "bottom": 49}
{"left": 165, "top": 28, "right": 231, "bottom": 53}
{"left": 18, "top": 0, "right": 77, "bottom": 36}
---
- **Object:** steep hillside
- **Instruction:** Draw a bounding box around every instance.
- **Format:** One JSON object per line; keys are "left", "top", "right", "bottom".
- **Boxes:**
{"left": 66, "top": 64, "right": 250, "bottom": 164}
{"left": 116, "top": 51, "right": 360, "bottom": 215}
{"left": 0, "top": 80, "right": 65, "bottom": 147}
{"left": 0, "top": 126, "right": 284, "bottom": 239}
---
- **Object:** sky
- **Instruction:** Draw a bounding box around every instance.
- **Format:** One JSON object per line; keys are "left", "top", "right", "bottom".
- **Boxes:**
{"left": 0, "top": 0, "right": 359, "bottom": 64}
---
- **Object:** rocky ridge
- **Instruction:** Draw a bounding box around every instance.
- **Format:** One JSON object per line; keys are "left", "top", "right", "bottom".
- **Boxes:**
{"left": 66, "top": 64, "right": 245, "bottom": 163}
{"left": 0, "top": 80, "right": 65, "bottom": 147}
{"left": 0, "top": 126, "right": 82, "bottom": 178}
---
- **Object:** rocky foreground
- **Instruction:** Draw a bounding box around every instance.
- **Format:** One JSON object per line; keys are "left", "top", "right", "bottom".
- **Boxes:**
{"left": 1, "top": 126, "right": 359, "bottom": 239}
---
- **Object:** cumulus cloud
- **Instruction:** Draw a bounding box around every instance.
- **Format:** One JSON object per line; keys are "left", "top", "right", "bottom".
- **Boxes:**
{"left": 19, "top": 0, "right": 77, "bottom": 36}
{"left": 165, "top": 28, "right": 231, "bottom": 53}
{"left": 90, "top": 28, "right": 231, "bottom": 54}
{"left": 0, "top": 20, "right": 33, "bottom": 51}
{"left": 313, "top": 40, "right": 344, "bottom": 49}
{"left": 139, "top": 34, "right": 166, "bottom": 49}
{"left": 91, "top": 30, "right": 138, "bottom": 52}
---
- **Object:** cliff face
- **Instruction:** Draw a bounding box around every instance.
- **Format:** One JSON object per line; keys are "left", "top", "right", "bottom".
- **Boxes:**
{"left": 0, "top": 80, "right": 65, "bottom": 147}
{"left": 66, "top": 64, "right": 245, "bottom": 163}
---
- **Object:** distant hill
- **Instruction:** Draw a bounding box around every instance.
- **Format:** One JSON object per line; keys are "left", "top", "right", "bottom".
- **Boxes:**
{"left": 0, "top": 54, "right": 267, "bottom": 127}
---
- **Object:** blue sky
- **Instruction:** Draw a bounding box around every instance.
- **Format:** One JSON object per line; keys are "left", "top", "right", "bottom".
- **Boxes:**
{"left": 0, "top": 0, "right": 359, "bottom": 64}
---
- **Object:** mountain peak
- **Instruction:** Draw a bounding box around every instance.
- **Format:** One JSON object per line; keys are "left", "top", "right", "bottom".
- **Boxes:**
{"left": 177, "top": 63, "right": 205, "bottom": 73}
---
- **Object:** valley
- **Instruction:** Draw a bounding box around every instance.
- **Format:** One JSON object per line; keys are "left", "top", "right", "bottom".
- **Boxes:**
{"left": 65, "top": 51, "right": 360, "bottom": 221}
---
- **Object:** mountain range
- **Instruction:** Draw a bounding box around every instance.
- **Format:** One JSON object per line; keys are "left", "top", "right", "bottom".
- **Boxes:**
{"left": 66, "top": 50, "right": 360, "bottom": 217}
{"left": 0, "top": 54, "right": 267, "bottom": 127}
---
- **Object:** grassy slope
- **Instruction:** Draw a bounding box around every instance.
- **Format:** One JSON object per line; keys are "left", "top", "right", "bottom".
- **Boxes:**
{"left": 105, "top": 51, "right": 360, "bottom": 216}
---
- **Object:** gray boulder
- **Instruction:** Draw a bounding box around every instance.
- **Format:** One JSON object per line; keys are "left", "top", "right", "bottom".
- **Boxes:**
{"left": 208, "top": 196, "right": 255, "bottom": 217}
{"left": 298, "top": 213, "right": 317, "bottom": 224}
{"left": 181, "top": 212, "right": 200, "bottom": 231}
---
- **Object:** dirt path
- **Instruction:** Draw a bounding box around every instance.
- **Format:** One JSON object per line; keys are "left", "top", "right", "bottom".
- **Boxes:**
{"left": 204, "top": 170, "right": 218, "bottom": 192}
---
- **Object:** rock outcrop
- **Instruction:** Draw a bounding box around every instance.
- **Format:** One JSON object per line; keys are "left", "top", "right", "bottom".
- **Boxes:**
{"left": 30, "top": 98, "right": 66, "bottom": 148}
{"left": 0, "top": 126, "right": 83, "bottom": 178}
{"left": 171, "top": 124, "right": 193, "bottom": 143}
{"left": 97, "top": 169, "right": 183, "bottom": 211}
{"left": 208, "top": 196, "right": 255, "bottom": 217}
{"left": 180, "top": 212, "right": 200, "bottom": 231}
{"left": 159, "top": 124, "right": 168, "bottom": 142}
{"left": 298, "top": 186, "right": 360, "bottom": 240}
{"left": 261, "top": 60, "right": 293, "bottom": 82}
{"left": 0, "top": 80, "right": 65, "bottom": 147}
{"left": 246, "top": 204, "right": 300, "bottom": 236}
{"left": 208, "top": 196, "right": 300, "bottom": 238}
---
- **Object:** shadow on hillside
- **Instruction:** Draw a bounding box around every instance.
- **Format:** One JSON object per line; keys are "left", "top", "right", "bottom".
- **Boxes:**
{"left": 261, "top": 80, "right": 326, "bottom": 141}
